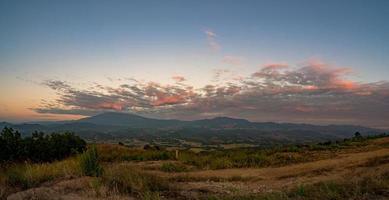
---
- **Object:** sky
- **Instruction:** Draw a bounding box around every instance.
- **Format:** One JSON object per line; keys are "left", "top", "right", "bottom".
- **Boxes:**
{"left": 0, "top": 0, "right": 388, "bottom": 128}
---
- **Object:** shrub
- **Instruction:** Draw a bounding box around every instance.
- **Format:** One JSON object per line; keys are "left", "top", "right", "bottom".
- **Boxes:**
{"left": 0, "top": 128, "right": 86, "bottom": 163}
{"left": 210, "top": 157, "right": 233, "bottom": 169}
{"left": 160, "top": 162, "right": 187, "bottom": 173}
{"left": 96, "top": 144, "right": 174, "bottom": 162}
{"left": 80, "top": 146, "right": 103, "bottom": 177}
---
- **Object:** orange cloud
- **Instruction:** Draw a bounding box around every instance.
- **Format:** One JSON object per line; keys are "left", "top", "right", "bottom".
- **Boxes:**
{"left": 152, "top": 95, "right": 186, "bottom": 106}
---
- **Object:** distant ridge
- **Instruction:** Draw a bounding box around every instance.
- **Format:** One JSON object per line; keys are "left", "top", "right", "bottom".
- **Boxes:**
{"left": 78, "top": 112, "right": 150, "bottom": 126}
{"left": 1, "top": 112, "right": 385, "bottom": 143}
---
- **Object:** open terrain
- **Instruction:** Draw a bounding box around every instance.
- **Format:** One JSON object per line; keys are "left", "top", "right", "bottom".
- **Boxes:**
{"left": 1, "top": 135, "right": 388, "bottom": 200}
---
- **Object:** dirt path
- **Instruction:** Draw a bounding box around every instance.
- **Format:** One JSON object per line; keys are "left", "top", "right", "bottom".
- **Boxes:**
{"left": 172, "top": 148, "right": 389, "bottom": 194}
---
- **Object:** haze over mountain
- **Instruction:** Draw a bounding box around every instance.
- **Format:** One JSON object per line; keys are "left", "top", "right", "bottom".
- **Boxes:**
{"left": 1, "top": 112, "right": 384, "bottom": 145}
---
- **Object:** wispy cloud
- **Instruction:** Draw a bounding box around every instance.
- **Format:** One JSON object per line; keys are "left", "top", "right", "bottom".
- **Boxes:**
{"left": 171, "top": 75, "right": 186, "bottom": 82}
{"left": 204, "top": 29, "right": 220, "bottom": 52}
{"left": 33, "top": 60, "right": 389, "bottom": 128}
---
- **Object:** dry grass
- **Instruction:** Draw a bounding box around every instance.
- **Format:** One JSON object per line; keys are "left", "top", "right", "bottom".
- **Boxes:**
{"left": 160, "top": 162, "right": 188, "bottom": 173}
{"left": 96, "top": 144, "right": 174, "bottom": 162}
{"left": 3, "top": 157, "right": 82, "bottom": 189}
{"left": 276, "top": 166, "right": 334, "bottom": 180}
{"left": 1, "top": 136, "right": 388, "bottom": 199}
{"left": 204, "top": 170, "right": 389, "bottom": 200}
{"left": 101, "top": 165, "right": 170, "bottom": 198}
{"left": 358, "top": 155, "right": 389, "bottom": 167}
{"left": 169, "top": 174, "right": 254, "bottom": 182}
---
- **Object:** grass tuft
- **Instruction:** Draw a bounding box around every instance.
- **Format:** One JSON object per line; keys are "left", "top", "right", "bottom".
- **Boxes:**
{"left": 160, "top": 162, "right": 188, "bottom": 173}
{"left": 102, "top": 165, "right": 169, "bottom": 197}
{"left": 3, "top": 157, "right": 81, "bottom": 189}
{"left": 79, "top": 146, "right": 103, "bottom": 177}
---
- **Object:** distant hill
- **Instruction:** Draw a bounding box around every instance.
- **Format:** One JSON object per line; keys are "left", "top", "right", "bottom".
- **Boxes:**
{"left": 0, "top": 122, "right": 13, "bottom": 130}
{"left": 77, "top": 112, "right": 182, "bottom": 128}
{"left": 1, "top": 112, "right": 385, "bottom": 144}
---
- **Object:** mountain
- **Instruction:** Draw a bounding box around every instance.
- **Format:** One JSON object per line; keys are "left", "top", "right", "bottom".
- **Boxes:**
{"left": 0, "top": 112, "right": 385, "bottom": 144}
{"left": 77, "top": 112, "right": 182, "bottom": 128}
{"left": 187, "top": 117, "right": 253, "bottom": 128}
{"left": 0, "top": 122, "right": 49, "bottom": 135}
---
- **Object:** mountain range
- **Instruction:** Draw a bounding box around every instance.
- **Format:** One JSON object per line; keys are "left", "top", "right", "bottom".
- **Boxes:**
{"left": 1, "top": 112, "right": 386, "bottom": 145}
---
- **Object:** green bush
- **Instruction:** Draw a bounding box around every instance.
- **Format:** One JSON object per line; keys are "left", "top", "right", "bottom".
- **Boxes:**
{"left": 80, "top": 146, "right": 103, "bottom": 177}
{"left": 0, "top": 127, "right": 86, "bottom": 163}
{"left": 160, "top": 162, "right": 187, "bottom": 172}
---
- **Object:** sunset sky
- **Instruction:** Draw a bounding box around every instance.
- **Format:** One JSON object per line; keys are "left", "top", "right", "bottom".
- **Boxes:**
{"left": 0, "top": 0, "right": 388, "bottom": 128}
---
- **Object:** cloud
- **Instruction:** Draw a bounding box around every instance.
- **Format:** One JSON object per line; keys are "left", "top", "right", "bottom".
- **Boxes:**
{"left": 42, "top": 80, "right": 71, "bottom": 91}
{"left": 33, "top": 60, "right": 389, "bottom": 128}
{"left": 172, "top": 75, "right": 186, "bottom": 82}
{"left": 204, "top": 29, "right": 220, "bottom": 52}
{"left": 252, "top": 61, "right": 355, "bottom": 90}
{"left": 34, "top": 107, "right": 100, "bottom": 116}
{"left": 35, "top": 79, "right": 199, "bottom": 114}
{"left": 262, "top": 63, "right": 289, "bottom": 69}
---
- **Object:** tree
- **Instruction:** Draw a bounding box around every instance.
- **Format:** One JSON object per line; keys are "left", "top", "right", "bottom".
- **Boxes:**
{"left": 0, "top": 127, "right": 23, "bottom": 161}
{"left": 0, "top": 127, "right": 87, "bottom": 163}
{"left": 354, "top": 132, "right": 362, "bottom": 138}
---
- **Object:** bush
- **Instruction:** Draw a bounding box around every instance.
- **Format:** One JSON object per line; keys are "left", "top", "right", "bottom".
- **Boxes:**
{"left": 80, "top": 146, "right": 103, "bottom": 177}
{"left": 160, "top": 162, "right": 187, "bottom": 173}
{"left": 0, "top": 128, "right": 23, "bottom": 162}
{"left": 96, "top": 144, "right": 175, "bottom": 162}
{"left": 0, "top": 127, "right": 86, "bottom": 163}
{"left": 210, "top": 157, "right": 233, "bottom": 169}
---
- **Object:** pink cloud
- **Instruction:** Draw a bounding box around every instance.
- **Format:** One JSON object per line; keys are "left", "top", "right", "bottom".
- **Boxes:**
{"left": 152, "top": 95, "right": 186, "bottom": 106}
{"left": 172, "top": 75, "right": 186, "bottom": 82}
{"left": 263, "top": 63, "right": 289, "bottom": 69}
{"left": 36, "top": 60, "right": 389, "bottom": 128}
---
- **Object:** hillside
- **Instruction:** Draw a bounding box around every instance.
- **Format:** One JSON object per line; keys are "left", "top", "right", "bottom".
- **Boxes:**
{"left": 0, "top": 112, "right": 384, "bottom": 145}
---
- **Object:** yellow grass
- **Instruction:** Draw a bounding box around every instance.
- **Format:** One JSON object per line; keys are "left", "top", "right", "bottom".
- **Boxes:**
{"left": 3, "top": 156, "right": 82, "bottom": 189}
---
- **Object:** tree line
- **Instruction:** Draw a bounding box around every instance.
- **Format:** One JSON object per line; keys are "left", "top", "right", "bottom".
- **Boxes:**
{"left": 0, "top": 127, "right": 86, "bottom": 163}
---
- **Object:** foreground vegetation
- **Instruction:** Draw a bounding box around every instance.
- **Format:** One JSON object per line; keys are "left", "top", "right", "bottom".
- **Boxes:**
{"left": 0, "top": 127, "right": 86, "bottom": 163}
{"left": 0, "top": 131, "right": 388, "bottom": 199}
{"left": 98, "top": 132, "right": 388, "bottom": 170}
{"left": 206, "top": 170, "right": 389, "bottom": 200}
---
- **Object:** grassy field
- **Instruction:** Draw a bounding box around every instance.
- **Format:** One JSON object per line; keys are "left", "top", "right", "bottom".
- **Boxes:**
{"left": 1, "top": 135, "right": 388, "bottom": 200}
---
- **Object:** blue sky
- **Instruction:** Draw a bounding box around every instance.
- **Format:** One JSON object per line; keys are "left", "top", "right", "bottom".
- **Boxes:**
{"left": 0, "top": 0, "right": 388, "bottom": 127}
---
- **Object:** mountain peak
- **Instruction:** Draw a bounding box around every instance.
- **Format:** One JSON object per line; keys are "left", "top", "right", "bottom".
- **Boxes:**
{"left": 77, "top": 112, "right": 148, "bottom": 126}
{"left": 211, "top": 116, "right": 249, "bottom": 122}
